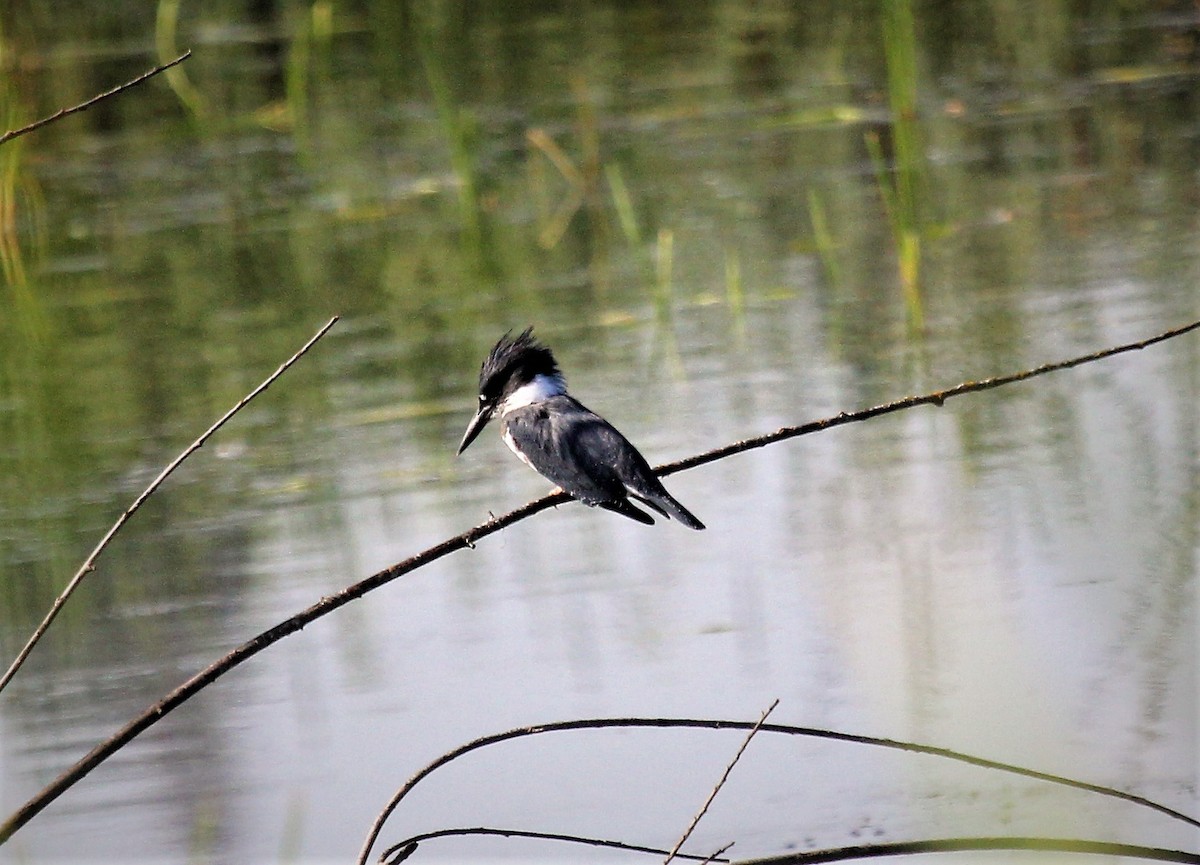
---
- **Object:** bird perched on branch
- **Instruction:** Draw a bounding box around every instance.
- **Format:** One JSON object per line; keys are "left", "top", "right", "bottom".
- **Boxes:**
{"left": 457, "top": 328, "right": 705, "bottom": 530}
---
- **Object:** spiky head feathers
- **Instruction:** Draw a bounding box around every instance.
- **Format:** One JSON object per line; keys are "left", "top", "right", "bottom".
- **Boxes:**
{"left": 478, "top": 327, "right": 562, "bottom": 403}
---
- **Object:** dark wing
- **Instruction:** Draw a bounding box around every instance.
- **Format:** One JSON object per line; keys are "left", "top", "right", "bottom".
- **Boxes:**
{"left": 504, "top": 396, "right": 705, "bottom": 530}
{"left": 502, "top": 396, "right": 637, "bottom": 506}
{"left": 554, "top": 401, "right": 705, "bottom": 530}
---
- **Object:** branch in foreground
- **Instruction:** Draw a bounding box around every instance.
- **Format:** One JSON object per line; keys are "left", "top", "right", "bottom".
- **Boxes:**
{"left": 3, "top": 317, "right": 1198, "bottom": 847}
{"left": 361, "top": 716, "right": 1200, "bottom": 865}
{"left": 0, "top": 52, "right": 192, "bottom": 147}
{"left": 378, "top": 830, "right": 1200, "bottom": 865}
{"left": 0, "top": 316, "right": 339, "bottom": 697}
{"left": 380, "top": 826, "right": 730, "bottom": 865}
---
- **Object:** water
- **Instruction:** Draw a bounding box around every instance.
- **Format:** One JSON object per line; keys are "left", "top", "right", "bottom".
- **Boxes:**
{"left": 0, "top": 3, "right": 1197, "bottom": 863}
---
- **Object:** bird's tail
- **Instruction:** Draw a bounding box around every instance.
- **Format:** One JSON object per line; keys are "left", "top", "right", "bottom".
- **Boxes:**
{"left": 600, "top": 499, "right": 656, "bottom": 525}
{"left": 633, "top": 492, "right": 705, "bottom": 530}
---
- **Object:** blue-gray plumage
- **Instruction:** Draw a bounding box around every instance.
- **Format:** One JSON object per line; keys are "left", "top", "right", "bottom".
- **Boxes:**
{"left": 457, "top": 328, "right": 705, "bottom": 530}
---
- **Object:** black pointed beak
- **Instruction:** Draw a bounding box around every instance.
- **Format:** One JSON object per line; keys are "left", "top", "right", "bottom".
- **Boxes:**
{"left": 457, "top": 404, "right": 494, "bottom": 455}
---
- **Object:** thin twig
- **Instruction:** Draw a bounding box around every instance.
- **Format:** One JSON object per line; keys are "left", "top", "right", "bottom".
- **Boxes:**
{"left": 0, "top": 316, "right": 339, "bottom": 697}
{"left": 0, "top": 52, "right": 192, "bottom": 147}
{"left": 703, "top": 842, "right": 736, "bottom": 865}
{"left": 3, "top": 318, "right": 1198, "bottom": 847}
{"left": 378, "top": 826, "right": 730, "bottom": 865}
{"left": 360, "top": 715, "right": 1200, "bottom": 865}
{"left": 658, "top": 317, "right": 1200, "bottom": 478}
{"left": 665, "top": 700, "right": 779, "bottom": 864}
{"left": 735, "top": 837, "right": 1200, "bottom": 865}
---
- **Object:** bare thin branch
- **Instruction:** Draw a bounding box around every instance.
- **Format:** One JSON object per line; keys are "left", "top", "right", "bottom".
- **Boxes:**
{"left": 358, "top": 716, "right": 1200, "bottom": 865}
{"left": 735, "top": 837, "right": 1200, "bottom": 865}
{"left": 379, "top": 826, "right": 730, "bottom": 865}
{"left": 0, "top": 52, "right": 192, "bottom": 147}
{"left": 665, "top": 700, "right": 779, "bottom": 864}
{"left": 658, "top": 317, "right": 1200, "bottom": 478}
{"left": 704, "top": 842, "right": 736, "bottom": 865}
{"left": 4, "top": 318, "right": 1198, "bottom": 848}
{"left": 0, "top": 315, "right": 339, "bottom": 696}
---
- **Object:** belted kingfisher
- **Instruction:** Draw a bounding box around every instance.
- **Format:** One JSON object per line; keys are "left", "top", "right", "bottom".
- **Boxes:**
{"left": 457, "top": 328, "right": 705, "bottom": 530}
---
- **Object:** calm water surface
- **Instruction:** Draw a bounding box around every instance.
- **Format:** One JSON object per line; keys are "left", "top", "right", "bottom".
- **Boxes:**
{"left": 0, "top": 4, "right": 1197, "bottom": 863}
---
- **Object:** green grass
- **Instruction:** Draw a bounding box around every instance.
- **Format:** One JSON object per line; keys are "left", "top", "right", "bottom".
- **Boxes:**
{"left": 875, "top": 0, "right": 925, "bottom": 331}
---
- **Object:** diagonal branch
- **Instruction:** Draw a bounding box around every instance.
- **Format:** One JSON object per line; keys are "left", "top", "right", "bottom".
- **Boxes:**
{"left": 0, "top": 316, "right": 339, "bottom": 696}
{"left": 665, "top": 700, "right": 778, "bottom": 864}
{"left": 3, "top": 317, "right": 1198, "bottom": 847}
{"left": 0, "top": 52, "right": 192, "bottom": 147}
{"left": 658, "top": 317, "right": 1200, "bottom": 477}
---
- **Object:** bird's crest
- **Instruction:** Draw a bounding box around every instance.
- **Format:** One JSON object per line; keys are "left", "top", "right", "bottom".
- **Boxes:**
{"left": 479, "top": 327, "right": 562, "bottom": 400}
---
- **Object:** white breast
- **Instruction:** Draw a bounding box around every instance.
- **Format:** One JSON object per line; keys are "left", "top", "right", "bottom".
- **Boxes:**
{"left": 502, "top": 426, "right": 537, "bottom": 469}
{"left": 499, "top": 373, "right": 566, "bottom": 415}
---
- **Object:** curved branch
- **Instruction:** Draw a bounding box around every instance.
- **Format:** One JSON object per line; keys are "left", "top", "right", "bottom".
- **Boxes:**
{"left": 360, "top": 717, "right": 1199, "bottom": 865}
{"left": 3, "top": 318, "right": 1198, "bottom": 847}
{"left": 379, "top": 826, "right": 730, "bottom": 865}
{"left": 376, "top": 831, "right": 1200, "bottom": 865}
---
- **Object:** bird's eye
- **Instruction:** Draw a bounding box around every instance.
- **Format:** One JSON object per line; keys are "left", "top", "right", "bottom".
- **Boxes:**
{"left": 478, "top": 394, "right": 487, "bottom": 404}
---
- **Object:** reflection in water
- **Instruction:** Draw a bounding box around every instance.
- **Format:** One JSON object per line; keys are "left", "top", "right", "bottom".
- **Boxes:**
{"left": 1, "top": 3, "right": 1198, "bottom": 862}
